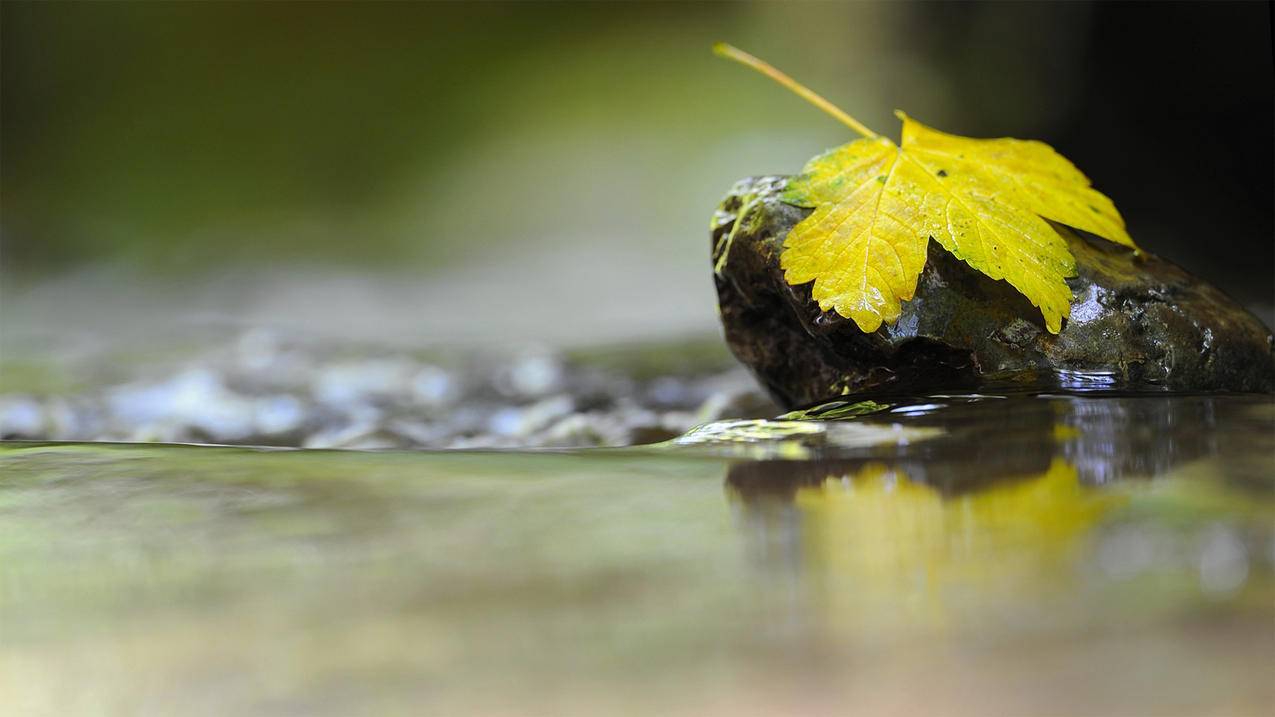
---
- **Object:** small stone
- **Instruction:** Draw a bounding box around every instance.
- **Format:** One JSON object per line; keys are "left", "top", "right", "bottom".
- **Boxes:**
{"left": 303, "top": 419, "right": 388, "bottom": 449}
{"left": 539, "top": 413, "right": 614, "bottom": 447}
{"left": 385, "top": 419, "right": 448, "bottom": 446}
{"left": 0, "top": 397, "right": 44, "bottom": 438}
{"left": 254, "top": 395, "right": 306, "bottom": 436}
{"left": 312, "top": 359, "right": 415, "bottom": 407}
{"left": 486, "top": 396, "right": 575, "bottom": 437}
{"left": 107, "top": 369, "right": 258, "bottom": 442}
{"left": 498, "top": 351, "right": 564, "bottom": 398}
{"left": 44, "top": 398, "right": 84, "bottom": 440}
{"left": 410, "top": 365, "right": 457, "bottom": 408}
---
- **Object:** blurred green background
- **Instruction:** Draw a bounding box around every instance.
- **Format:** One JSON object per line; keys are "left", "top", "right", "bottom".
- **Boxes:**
{"left": 2, "top": 1, "right": 1271, "bottom": 348}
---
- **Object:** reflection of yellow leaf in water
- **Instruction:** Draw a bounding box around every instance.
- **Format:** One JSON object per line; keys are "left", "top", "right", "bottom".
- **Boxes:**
{"left": 793, "top": 458, "right": 1123, "bottom": 633}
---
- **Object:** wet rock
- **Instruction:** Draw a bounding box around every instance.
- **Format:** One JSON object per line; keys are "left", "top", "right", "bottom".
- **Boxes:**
{"left": 410, "top": 365, "right": 459, "bottom": 408}
{"left": 539, "top": 413, "right": 636, "bottom": 448}
{"left": 0, "top": 396, "right": 44, "bottom": 439}
{"left": 108, "top": 369, "right": 260, "bottom": 442}
{"left": 486, "top": 396, "right": 576, "bottom": 437}
{"left": 312, "top": 359, "right": 418, "bottom": 407}
{"left": 497, "top": 351, "right": 565, "bottom": 398}
{"left": 711, "top": 176, "right": 1275, "bottom": 408}
{"left": 0, "top": 331, "right": 775, "bottom": 449}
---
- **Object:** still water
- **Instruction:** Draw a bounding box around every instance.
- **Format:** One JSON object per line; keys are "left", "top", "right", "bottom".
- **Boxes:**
{"left": 2, "top": 394, "right": 1272, "bottom": 715}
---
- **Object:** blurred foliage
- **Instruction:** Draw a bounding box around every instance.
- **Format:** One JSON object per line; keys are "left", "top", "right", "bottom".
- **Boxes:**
{"left": 2, "top": 2, "right": 836, "bottom": 269}
{"left": 0, "top": 2, "right": 1089, "bottom": 270}
{"left": 2, "top": 2, "right": 1270, "bottom": 306}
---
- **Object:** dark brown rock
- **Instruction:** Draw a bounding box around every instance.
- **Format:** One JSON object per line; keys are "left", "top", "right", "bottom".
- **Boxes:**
{"left": 711, "top": 176, "right": 1275, "bottom": 408}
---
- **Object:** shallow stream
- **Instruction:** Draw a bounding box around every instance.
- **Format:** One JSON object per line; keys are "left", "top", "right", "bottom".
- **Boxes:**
{"left": 2, "top": 393, "right": 1271, "bottom": 715}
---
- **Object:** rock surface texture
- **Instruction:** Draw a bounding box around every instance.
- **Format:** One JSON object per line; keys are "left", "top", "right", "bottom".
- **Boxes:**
{"left": 712, "top": 176, "right": 1275, "bottom": 408}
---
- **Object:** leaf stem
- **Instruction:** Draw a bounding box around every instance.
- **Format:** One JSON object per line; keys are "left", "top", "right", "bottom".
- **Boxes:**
{"left": 713, "top": 43, "right": 878, "bottom": 140}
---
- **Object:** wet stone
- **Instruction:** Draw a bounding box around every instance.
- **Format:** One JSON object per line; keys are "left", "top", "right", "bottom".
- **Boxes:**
{"left": 711, "top": 175, "right": 1275, "bottom": 408}
{"left": 0, "top": 331, "right": 775, "bottom": 449}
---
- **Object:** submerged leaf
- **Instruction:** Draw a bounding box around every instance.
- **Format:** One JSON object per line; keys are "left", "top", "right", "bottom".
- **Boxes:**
{"left": 779, "top": 399, "right": 892, "bottom": 421}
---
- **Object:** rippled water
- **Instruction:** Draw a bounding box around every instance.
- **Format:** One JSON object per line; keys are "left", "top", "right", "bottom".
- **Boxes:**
{"left": 2, "top": 394, "right": 1272, "bottom": 715}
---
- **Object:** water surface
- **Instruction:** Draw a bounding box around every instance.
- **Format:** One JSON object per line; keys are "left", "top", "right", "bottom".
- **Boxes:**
{"left": 2, "top": 394, "right": 1272, "bottom": 715}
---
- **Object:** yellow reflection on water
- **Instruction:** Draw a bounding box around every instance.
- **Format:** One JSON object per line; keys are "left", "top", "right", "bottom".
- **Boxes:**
{"left": 793, "top": 458, "right": 1126, "bottom": 634}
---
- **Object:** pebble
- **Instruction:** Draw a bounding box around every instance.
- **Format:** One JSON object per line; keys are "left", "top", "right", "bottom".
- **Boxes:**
{"left": 0, "top": 397, "right": 44, "bottom": 438}
{"left": 1, "top": 332, "right": 774, "bottom": 449}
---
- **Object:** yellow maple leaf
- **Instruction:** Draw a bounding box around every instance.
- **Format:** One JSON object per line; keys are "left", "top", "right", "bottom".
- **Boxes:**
{"left": 715, "top": 44, "right": 1136, "bottom": 334}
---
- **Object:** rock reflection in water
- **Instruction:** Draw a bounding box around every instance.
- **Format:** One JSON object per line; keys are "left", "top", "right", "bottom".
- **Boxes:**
{"left": 723, "top": 393, "right": 1273, "bottom": 491}
{"left": 723, "top": 394, "right": 1274, "bottom": 634}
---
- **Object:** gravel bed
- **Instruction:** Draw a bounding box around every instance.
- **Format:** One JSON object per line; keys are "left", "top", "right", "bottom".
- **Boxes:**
{"left": 0, "top": 331, "right": 775, "bottom": 449}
